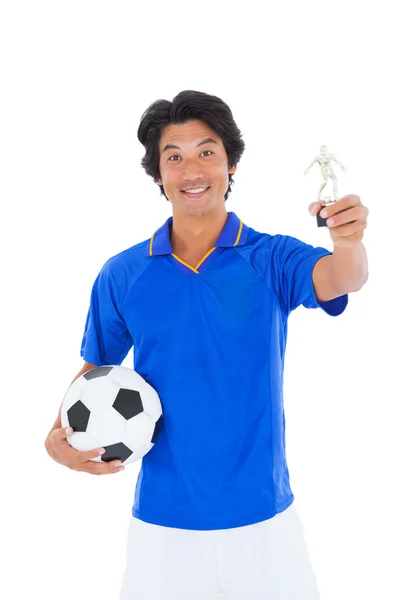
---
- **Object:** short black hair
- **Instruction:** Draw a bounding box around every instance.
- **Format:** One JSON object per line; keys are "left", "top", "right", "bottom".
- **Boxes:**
{"left": 137, "top": 90, "right": 246, "bottom": 202}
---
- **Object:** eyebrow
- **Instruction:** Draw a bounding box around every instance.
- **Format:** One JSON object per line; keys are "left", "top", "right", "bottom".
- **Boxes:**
{"left": 161, "top": 137, "right": 219, "bottom": 154}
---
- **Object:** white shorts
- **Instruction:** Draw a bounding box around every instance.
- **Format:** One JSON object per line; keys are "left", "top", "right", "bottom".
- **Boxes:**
{"left": 119, "top": 502, "right": 321, "bottom": 600}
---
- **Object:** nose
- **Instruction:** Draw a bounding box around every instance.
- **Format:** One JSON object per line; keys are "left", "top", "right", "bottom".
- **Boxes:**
{"left": 182, "top": 157, "right": 205, "bottom": 179}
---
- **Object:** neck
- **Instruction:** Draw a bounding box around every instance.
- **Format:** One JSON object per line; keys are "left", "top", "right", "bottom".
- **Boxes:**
{"left": 170, "top": 206, "right": 229, "bottom": 255}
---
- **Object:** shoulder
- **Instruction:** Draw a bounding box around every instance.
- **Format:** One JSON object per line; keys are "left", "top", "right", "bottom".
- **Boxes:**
{"left": 242, "top": 226, "right": 304, "bottom": 256}
{"left": 239, "top": 227, "right": 328, "bottom": 276}
{"left": 107, "top": 237, "right": 150, "bottom": 262}
{"left": 99, "top": 238, "right": 152, "bottom": 288}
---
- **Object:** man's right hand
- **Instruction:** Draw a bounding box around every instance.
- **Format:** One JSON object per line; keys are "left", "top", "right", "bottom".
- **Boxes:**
{"left": 46, "top": 427, "right": 125, "bottom": 475}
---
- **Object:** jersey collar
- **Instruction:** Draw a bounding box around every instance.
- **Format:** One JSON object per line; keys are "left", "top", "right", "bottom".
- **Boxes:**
{"left": 147, "top": 211, "right": 249, "bottom": 257}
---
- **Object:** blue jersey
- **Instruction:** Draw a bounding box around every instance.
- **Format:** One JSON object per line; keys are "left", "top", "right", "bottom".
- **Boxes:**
{"left": 80, "top": 211, "right": 348, "bottom": 530}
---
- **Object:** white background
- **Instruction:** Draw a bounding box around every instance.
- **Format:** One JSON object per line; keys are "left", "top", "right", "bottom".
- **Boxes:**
{"left": 1, "top": 1, "right": 399, "bottom": 599}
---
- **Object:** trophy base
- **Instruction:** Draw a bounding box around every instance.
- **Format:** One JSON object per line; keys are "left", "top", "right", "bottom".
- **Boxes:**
{"left": 317, "top": 196, "right": 335, "bottom": 228}
{"left": 317, "top": 212, "right": 328, "bottom": 228}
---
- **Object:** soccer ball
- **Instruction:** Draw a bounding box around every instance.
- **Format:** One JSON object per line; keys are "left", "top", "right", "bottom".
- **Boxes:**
{"left": 61, "top": 365, "right": 164, "bottom": 466}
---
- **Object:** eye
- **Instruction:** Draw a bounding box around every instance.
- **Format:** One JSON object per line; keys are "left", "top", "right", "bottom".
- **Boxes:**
{"left": 168, "top": 150, "right": 213, "bottom": 162}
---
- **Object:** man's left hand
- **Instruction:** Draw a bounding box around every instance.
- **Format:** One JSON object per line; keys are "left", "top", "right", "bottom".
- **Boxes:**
{"left": 308, "top": 194, "right": 369, "bottom": 247}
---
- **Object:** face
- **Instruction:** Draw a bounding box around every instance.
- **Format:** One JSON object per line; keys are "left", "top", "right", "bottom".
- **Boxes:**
{"left": 157, "top": 119, "right": 237, "bottom": 217}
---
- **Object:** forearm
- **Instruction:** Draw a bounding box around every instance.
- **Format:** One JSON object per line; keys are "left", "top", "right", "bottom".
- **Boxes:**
{"left": 331, "top": 241, "right": 369, "bottom": 294}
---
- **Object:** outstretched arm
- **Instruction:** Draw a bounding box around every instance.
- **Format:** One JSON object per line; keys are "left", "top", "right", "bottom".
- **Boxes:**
{"left": 312, "top": 241, "right": 368, "bottom": 302}
{"left": 309, "top": 194, "right": 369, "bottom": 299}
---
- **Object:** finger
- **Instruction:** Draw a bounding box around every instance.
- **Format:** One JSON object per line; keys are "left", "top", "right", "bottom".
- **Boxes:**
{"left": 57, "top": 427, "right": 124, "bottom": 474}
{"left": 108, "top": 461, "right": 125, "bottom": 474}
{"left": 60, "top": 428, "right": 104, "bottom": 460}
{"left": 49, "top": 426, "right": 72, "bottom": 448}
{"left": 53, "top": 430, "right": 103, "bottom": 466}
{"left": 65, "top": 437, "right": 121, "bottom": 471}
{"left": 80, "top": 447, "right": 107, "bottom": 462}
{"left": 309, "top": 201, "right": 323, "bottom": 216}
{"left": 61, "top": 426, "right": 73, "bottom": 441}
{"left": 328, "top": 220, "right": 363, "bottom": 237}
{"left": 83, "top": 458, "right": 125, "bottom": 475}
{"left": 60, "top": 428, "right": 105, "bottom": 461}
{"left": 325, "top": 206, "right": 363, "bottom": 226}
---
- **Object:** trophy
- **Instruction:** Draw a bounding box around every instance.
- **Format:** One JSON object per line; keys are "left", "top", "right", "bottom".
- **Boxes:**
{"left": 303, "top": 145, "right": 348, "bottom": 227}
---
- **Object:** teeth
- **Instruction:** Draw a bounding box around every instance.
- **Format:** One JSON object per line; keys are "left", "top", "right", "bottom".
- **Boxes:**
{"left": 184, "top": 187, "right": 208, "bottom": 193}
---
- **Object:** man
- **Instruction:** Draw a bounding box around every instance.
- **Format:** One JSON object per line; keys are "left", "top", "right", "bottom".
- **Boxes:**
{"left": 46, "top": 94, "right": 369, "bottom": 599}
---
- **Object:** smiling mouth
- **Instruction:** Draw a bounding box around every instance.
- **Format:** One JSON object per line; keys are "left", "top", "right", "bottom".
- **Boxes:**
{"left": 181, "top": 186, "right": 211, "bottom": 198}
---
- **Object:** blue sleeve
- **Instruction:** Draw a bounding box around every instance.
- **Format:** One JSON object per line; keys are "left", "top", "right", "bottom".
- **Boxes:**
{"left": 80, "top": 260, "right": 133, "bottom": 366}
{"left": 271, "top": 234, "right": 349, "bottom": 317}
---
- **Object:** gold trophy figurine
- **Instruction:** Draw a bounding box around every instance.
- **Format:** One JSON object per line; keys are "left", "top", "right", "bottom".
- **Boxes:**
{"left": 303, "top": 145, "right": 348, "bottom": 227}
